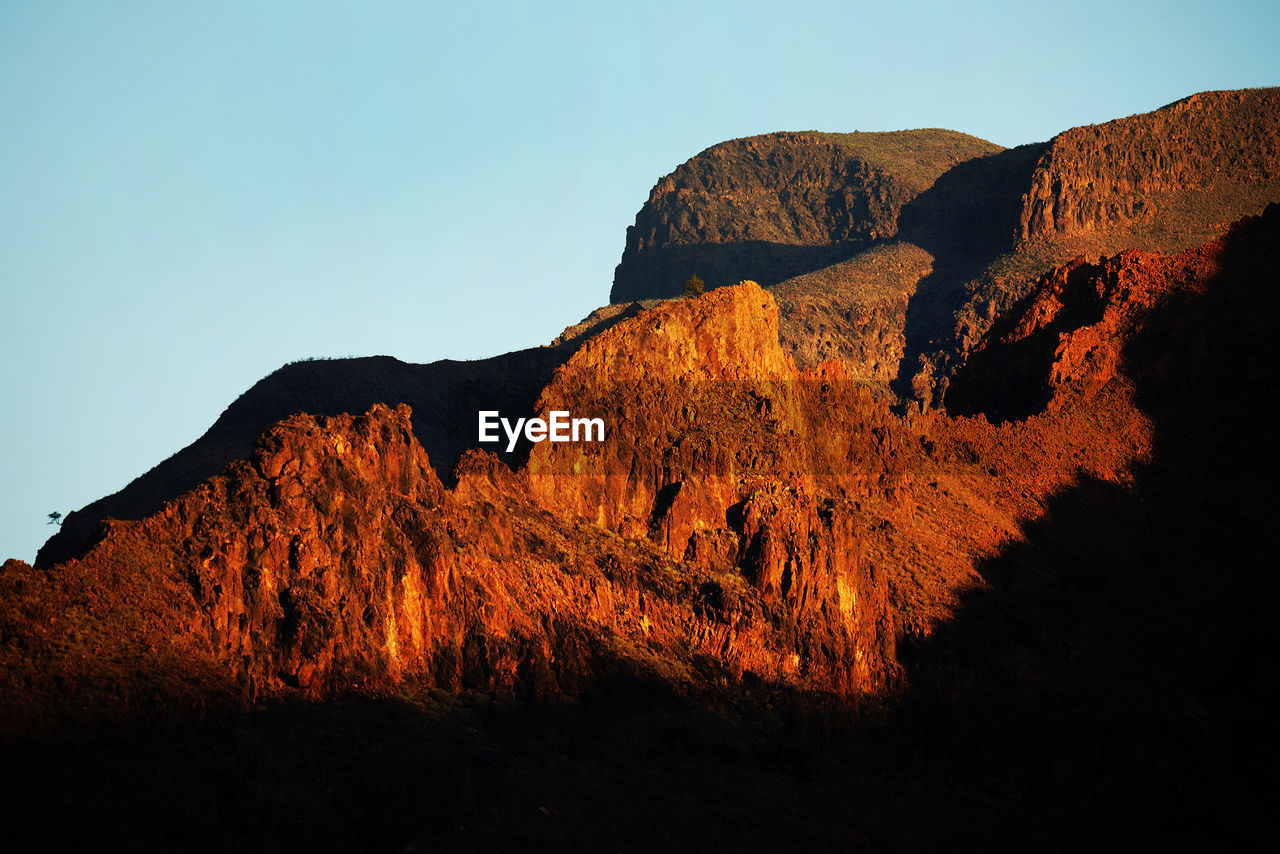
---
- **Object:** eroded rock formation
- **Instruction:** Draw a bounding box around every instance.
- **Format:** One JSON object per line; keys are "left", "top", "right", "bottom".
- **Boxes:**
{"left": 6, "top": 91, "right": 1279, "bottom": 853}
{"left": 4, "top": 285, "right": 921, "bottom": 734}
{"left": 610, "top": 130, "right": 1001, "bottom": 301}
{"left": 606, "top": 89, "right": 1280, "bottom": 409}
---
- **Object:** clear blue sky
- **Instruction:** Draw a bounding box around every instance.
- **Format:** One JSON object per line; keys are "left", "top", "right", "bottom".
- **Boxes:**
{"left": 2, "top": 0, "right": 1276, "bottom": 562}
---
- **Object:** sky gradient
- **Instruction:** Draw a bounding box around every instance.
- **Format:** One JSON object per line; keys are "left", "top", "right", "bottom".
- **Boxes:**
{"left": 2, "top": 0, "right": 1277, "bottom": 562}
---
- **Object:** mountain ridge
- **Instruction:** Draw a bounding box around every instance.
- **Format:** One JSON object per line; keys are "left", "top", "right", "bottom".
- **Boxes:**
{"left": 6, "top": 88, "right": 1280, "bottom": 850}
{"left": 38, "top": 88, "right": 1279, "bottom": 571}
{"left": 612, "top": 87, "right": 1280, "bottom": 405}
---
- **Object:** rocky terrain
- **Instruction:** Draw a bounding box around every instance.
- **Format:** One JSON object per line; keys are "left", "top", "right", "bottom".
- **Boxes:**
{"left": 610, "top": 129, "right": 1001, "bottom": 303}
{"left": 35, "top": 344, "right": 568, "bottom": 569}
{"left": 614, "top": 89, "right": 1280, "bottom": 404}
{"left": 3, "top": 284, "right": 918, "bottom": 733}
{"left": 1017, "top": 88, "right": 1280, "bottom": 243}
{"left": 3, "top": 90, "right": 1279, "bottom": 851}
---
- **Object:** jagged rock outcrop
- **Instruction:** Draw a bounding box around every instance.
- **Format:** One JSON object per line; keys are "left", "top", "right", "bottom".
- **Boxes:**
{"left": 529, "top": 282, "right": 903, "bottom": 536}
{"left": 529, "top": 283, "right": 915, "bottom": 690}
{"left": 21, "top": 96, "right": 1279, "bottom": 741}
{"left": 3, "top": 285, "right": 926, "bottom": 734}
{"left": 0, "top": 399, "right": 893, "bottom": 736}
{"left": 948, "top": 203, "right": 1280, "bottom": 422}
{"left": 9, "top": 262, "right": 1192, "bottom": 739}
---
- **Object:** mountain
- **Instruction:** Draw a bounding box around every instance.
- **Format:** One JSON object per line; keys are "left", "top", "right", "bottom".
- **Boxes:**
{"left": 614, "top": 88, "right": 1280, "bottom": 402}
{"left": 4, "top": 89, "right": 1279, "bottom": 850}
{"left": 609, "top": 128, "right": 1002, "bottom": 302}
{"left": 35, "top": 347, "right": 567, "bottom": 569}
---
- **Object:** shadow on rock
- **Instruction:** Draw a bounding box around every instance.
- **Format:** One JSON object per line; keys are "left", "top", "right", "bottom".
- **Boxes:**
{"left": 874, "top": 204, "right": 1280, "bottom": 848}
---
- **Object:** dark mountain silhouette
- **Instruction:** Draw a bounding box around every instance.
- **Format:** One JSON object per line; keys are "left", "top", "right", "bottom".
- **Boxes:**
{"left": 36, "top": 347, "right": 567, "bottom": 568}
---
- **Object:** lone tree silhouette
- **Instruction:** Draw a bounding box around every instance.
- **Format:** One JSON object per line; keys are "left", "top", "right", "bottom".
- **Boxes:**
{"left": 684, "top": 274, "right": 705, "bottom": 298}
{"left": 47, "top": 511, "right": 62, "bottom": 526}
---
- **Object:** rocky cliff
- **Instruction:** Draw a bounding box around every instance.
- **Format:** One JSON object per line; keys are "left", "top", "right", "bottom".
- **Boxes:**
{"left": 7, "top": 97, "right": 1280, "bottom": 852}
{"left": 945, "top": 237, "right": 1227, "bottom": 422}
{"left": 3, "top": 285, "right": 909, "bottom": 735}
{"left": 605, "top": 89, "right": 1280, "bottom": 407}
{"left": 610, "top": 130, "right": 1001, "bottom": 302}
{"left": 1018, "top": 88, "right": 1280, "bottom": 243}
{"left": 5, "top": 266, "right": 1166, "bottom": 735}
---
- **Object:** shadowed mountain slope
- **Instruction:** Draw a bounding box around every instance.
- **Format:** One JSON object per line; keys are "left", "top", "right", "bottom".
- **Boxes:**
{"left": 875, "top": 202, "right": 1280, "bottom": 850}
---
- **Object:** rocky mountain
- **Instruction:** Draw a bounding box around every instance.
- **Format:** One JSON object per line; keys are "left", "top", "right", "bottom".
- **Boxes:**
{"left": 4, "top": 284, "right": 911, "bottom": 733}
{"left": 613, "top": 88, "right": 1280, "bottom": 405}
{"left": 4, "top": 91, "right": 1279, "bottom": 850}
{"left": 35, "top": 345, "right": 567, "bottom": 569}
{"left": 610, "top": 129, "right": 1002, "bottom": 302}
{"left": 1017, "top": 88, "right": 1280, "bottom": 243}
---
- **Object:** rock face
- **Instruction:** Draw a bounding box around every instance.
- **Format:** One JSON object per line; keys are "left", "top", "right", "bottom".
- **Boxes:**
{"left": 528, "top": 283, "right": 907, "bottom": 692}
{"left": 25, "top": 213, "right": 1262, "bottom": 734}
{"left": 16, "top": 92, "right": 1280, "bottom": 722}
{"left": 11, "top": 271, "right": 1143, "bottom": 734}
{"left": 949, "top": 203, "right": 1280, "bottom": 422}
{"left": 41, "top": 89, "right": 1279, "bottom": 583}
{"left": 610, "top": 130, "right": 1002, "bottom": 301}
{"left": 3, "top": 285, "right": 921, "bottom": 733}
{"left": 1018, "top": 89, "right": 1280, "bottom": 242}
{"left": 1, "top": 402, "right": 884, "bottom": 734}
{"left": 16, "top": 210, "right": 1273, "bottom": 727}
{"left": 604, "top": 89, "right": 1280, "bottom": 410}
